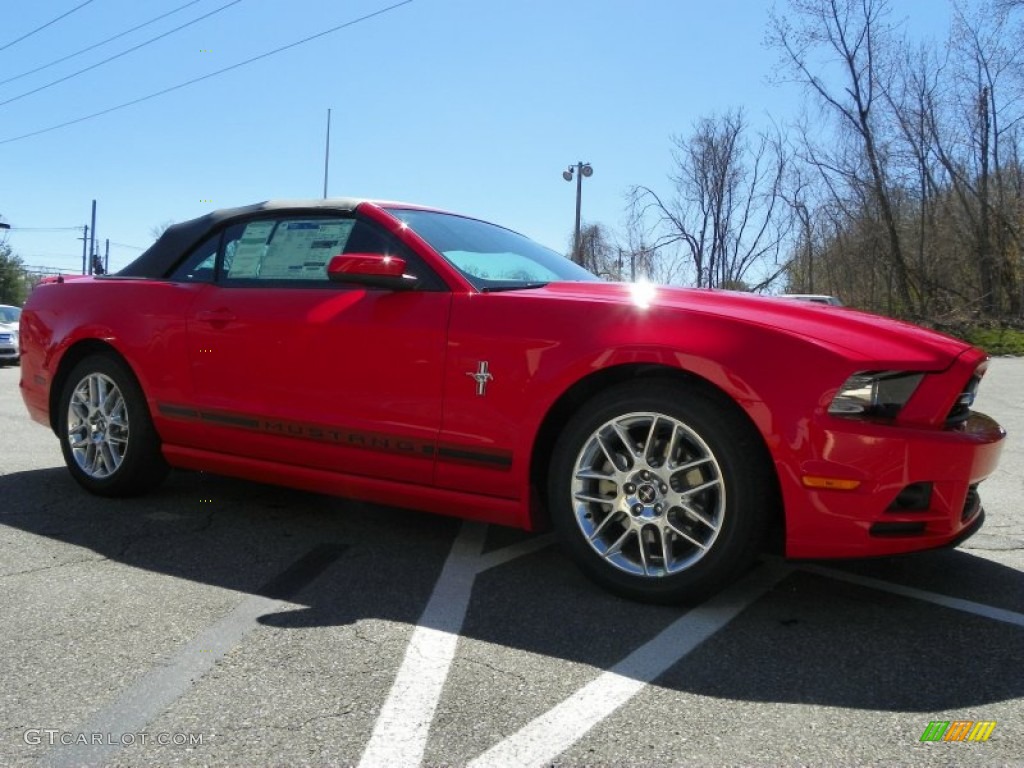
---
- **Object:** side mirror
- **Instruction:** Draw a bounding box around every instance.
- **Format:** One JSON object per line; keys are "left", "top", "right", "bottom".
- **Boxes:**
{"left": 326, "top": 253, "right": 419, "bottom": 290}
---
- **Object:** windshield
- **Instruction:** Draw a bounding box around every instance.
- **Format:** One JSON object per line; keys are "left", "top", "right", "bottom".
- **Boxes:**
{"left": 0, "top": 306, "right": 21, "bottom": 325}
{"left": 386, "top": 208, "right": 599, "bottom": 290}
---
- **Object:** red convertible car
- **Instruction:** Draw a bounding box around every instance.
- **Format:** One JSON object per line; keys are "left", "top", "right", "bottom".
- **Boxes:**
{"left": 19, "top": 199, "right": 1006, "bottom": 602}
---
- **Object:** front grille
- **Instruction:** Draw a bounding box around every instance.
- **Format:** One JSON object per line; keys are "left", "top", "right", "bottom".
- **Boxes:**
{"left": 869, "top": 521, "right": 927, "bottom": 537}
{"left": 946, "top": 374, "right": 980, "bottom": 428}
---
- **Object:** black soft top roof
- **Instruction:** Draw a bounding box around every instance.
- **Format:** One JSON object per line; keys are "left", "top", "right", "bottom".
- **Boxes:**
{"left": 118, "top": 198, "right": 364, "bottom": 278}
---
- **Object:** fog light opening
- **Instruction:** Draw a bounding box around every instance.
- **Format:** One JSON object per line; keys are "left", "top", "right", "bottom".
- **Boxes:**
{"left": 886, "top": 482, "right": 933, "bottom": 513}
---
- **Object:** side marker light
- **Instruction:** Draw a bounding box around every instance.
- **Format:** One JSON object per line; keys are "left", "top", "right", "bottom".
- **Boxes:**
{"left": 802, "top": 476, "right": 861, "bottom": 491}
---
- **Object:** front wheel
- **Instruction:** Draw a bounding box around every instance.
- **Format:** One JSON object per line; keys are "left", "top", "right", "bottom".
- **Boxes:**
{"left": 548, "top": 381, "right": 774, "bottom": 603}
{"left": 59, "top": 353, "right": 169, "bottom": 496}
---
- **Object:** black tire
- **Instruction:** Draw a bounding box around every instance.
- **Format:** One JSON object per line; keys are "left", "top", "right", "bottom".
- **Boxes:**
{"left": 58, "top": 353, "right": 169, "bottom": 497}
{"left": 548, "top": 380, "right": 774, "bottom": 604}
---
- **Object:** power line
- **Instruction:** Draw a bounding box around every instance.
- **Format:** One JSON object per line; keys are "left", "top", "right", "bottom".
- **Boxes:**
{"left": 0, "top": 0, "right": 246, "bottom": 109}
{"left": 0, "top": 0, "right": 203, "bottom": 88}
{"left": 23, "top": 265, "right": 83, "bottom": 276}
{"left": 20, "top": 256, "right": 80, "bottom": 263}
{"left": 0, "top": 0, "right": 414, "bottom": 145}
{"left": 0, "top": 0, "right": 97, "bottom": 54}
{"left": 6, "top": 225, "right": 82, "bottom": 231}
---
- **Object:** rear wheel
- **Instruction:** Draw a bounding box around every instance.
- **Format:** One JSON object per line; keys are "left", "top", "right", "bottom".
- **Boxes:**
{"left": 59, "top": 353, "right": 169, "bottom": 496}
{"left": 548, "top": 381, "right": 773, "bottom": 603}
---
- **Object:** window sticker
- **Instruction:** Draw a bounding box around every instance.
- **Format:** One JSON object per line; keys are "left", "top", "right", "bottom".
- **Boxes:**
{"left": 227, "top": 219, "right": 354, "bottom": 280}
{"left": 227, "top": 220, "right": 275, "bottom": 278}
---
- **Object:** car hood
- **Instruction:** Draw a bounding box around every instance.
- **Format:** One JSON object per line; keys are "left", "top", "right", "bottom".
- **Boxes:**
{"left": 537, "top": 282, "right": 971, "bottom": 367}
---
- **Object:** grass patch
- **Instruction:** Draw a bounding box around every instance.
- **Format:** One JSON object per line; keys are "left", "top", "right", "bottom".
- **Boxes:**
{"left": 961, "top": 326, "right": 1024, "bottom": 356}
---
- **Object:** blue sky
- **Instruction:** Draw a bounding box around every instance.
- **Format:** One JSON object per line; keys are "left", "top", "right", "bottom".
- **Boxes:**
{"left": 1, "top": 0, "right": 955, "bottom": 274}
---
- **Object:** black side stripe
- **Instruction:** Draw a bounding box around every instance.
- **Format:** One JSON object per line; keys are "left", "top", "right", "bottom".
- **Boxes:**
{"left": 437, "top": 446, "right": 513, "bottom": 469}
{"left": 200, "top": 411, "right": 260, "bottom": 429}
{"left": 158, "top": 404, "right": 200, "bottom": 420}
{"left": 156, "top": 402, "right": 513, "bottom": 471}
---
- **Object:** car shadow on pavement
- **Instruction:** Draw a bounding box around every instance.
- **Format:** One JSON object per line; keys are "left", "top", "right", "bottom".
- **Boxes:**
{"left": 1, "top": 466, "right": 1021, "bottom": 712}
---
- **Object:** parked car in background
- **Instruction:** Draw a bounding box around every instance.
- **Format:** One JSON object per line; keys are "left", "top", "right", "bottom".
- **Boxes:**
{"left": 0, "top": 304, "right": 21, "bottom": 365}
{"left": 17, "top": 199, "right": 1005, "bottom": 602}
{"left": 778, "top": 293, "right": 844, "bottom": 306}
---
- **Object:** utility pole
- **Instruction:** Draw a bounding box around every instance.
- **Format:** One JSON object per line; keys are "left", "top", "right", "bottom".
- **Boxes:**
{"left": 80, "top": 225, "right": 89, "bottom": 275}
{"left": 88, "top": 200, "right": 96, "bottom": 275}
{"left": 104, "top": 238, "right": 110, "bottom": 275}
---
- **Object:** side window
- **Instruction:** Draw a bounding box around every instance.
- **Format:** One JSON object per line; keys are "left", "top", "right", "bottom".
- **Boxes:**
{"left": 340, "top": 220, "right": 444, "bottom": 289}
{"left": 168, "top": 233, "right": 220, "bottom": 282}
{"left": 339, "top": 221, "right": 444, "bottom": 290}
{"left": 342, "top": 219, "right": 398, "bottom": 256}
{"left": 216, "top": 215, "right": 443, "bottom": 289}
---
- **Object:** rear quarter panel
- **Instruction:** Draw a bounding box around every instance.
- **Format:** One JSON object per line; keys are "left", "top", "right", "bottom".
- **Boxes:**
{"left": 21, "top": 279, "right": 202, "bottom": 445}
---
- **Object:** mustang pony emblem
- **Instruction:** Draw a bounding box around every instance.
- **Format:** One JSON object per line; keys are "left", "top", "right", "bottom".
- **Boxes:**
{"left": 466, "top": 361, "right": 494, "bottom": 396}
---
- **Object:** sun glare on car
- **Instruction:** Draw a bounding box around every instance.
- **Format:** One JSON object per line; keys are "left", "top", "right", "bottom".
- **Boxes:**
{"left": 629, "top": 280, "right": 657, "bottom": 309}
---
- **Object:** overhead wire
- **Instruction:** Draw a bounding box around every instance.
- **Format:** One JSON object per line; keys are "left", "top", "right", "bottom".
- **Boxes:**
{"left": 0, "top": 0, "right": 204, "bottom": 88}
{"left": 0, "top": 0, "right": 96, "bottom": 54}
{"left": 0, "top": 0, "right": 246, "bottom": 108}
{"left": 0, "top": 0, "right": 414, "bottom": 146}
{"left": 6, "top": 226, "right": 85, "bottom": 232}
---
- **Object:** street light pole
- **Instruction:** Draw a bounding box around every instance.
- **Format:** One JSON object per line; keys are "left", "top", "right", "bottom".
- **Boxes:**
{"left": 562, "top": 161, "right": 593, "bottom": 265}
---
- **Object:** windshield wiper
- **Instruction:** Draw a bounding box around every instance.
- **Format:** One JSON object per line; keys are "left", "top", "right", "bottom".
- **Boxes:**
{"left": 480, "top": 281, "right": 549, "bottom": 293}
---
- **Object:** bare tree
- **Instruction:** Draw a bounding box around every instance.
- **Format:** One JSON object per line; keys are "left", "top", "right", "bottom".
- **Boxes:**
{"left": 769, "top": 0, "right": 918, "bottom": 314}
{"left": 948, "top": 0, "right": 1024, "bottom": 313}
{"left": 573, "top": 222, "right": 619, "bottom": 279}
{"left": 879, "top": 41, "right": 955, "bottom": 314}
{"left": 149, "top": 220, "right": 175, "bottom": 241}
{"left": 628, "top": 109, "right": 789, "bottom": 290}
{"left": 781, "top": 163, "right": 829, "bottom": 295}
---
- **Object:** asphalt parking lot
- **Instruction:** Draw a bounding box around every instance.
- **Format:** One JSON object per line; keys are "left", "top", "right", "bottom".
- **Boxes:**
{"left": 0, "top": 359, "right": 1021, "bottom": 767}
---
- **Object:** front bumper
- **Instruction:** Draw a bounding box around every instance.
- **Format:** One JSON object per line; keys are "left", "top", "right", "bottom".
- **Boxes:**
{"left": 782, "top": 411, "right": 1005, "bottom": 558}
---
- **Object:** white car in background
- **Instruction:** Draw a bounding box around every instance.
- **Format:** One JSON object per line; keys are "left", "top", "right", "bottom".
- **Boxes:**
{"left": 0, "top": 304, "right": 21, "bottom": 365}
{"left": 778, "top": 293, "right": 844, "bottom": 306}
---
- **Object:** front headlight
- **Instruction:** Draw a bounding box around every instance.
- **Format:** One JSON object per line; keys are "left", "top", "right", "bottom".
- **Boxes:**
{"left": 828, "top": 371, "right": 924, "bottom": 419}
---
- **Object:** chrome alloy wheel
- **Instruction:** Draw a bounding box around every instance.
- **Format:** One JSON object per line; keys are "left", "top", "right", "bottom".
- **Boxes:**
{"left": 570, "top": 411, "right": 726, "bottom": 577}
{"left": 66, "top": 372, "right": 130, "bottom": 479}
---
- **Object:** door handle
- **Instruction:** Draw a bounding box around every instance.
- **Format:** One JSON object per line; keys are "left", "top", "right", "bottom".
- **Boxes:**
{"left": 196, "top": 309, "right": 237, "bottom": 324}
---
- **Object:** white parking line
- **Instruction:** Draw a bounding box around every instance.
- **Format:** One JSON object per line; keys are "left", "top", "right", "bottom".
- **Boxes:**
{"left": 358, "top": 525, "right": 558, "bottom": 768}
{"left": 358, "top": 522, "right": 488, "bottom": 768}
{"left": 467, "top": 561, "right": 792, "bottom": 768}
{"left": 37, "top": 544, "right": 346, "bottom": 768}
{"left": 475, "top": 532, "right": 557, "bottom": 573}
{"left": 802, "top": 564, "right": 1024, "bottom": 628}
{"left": 40, "top": 592, "right": 285, "bottom": 768}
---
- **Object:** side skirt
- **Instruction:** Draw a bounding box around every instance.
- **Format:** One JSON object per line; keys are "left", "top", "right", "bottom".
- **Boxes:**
{"left": 161, "top": 444, "right": 529, "bottom": 529}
